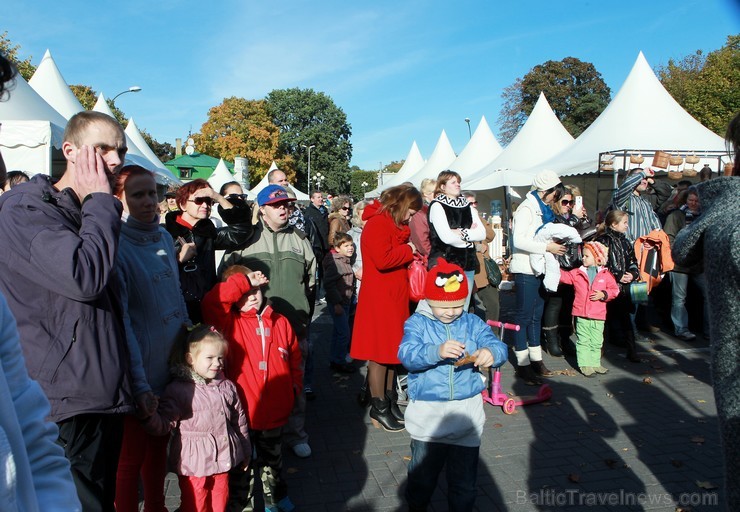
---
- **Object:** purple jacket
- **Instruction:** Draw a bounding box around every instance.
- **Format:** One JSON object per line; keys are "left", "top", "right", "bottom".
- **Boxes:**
{"left": 0, "top": 175, "right": 133, "bottom": 421}
{"left": 144, "top": 367, "right": 251, "bottom": 477}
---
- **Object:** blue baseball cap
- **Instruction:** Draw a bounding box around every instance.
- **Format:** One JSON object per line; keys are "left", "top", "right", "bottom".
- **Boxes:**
{"left": 257, "top": 185, "right": 297, "bottom": 207}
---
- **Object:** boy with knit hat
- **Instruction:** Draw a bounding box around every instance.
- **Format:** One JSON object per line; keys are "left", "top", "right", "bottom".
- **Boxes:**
{"left": 559, "top": 242, "right": 620, "bottom": 377}
{"left": 398, "top": 258, "right": 507, "bottom": 512}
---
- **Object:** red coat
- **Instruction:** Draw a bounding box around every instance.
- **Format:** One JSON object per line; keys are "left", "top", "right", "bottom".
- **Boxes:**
{"left": 560, "top": 266, "right": 620, "bottom": 321}
{"left": 201, "top": 273, "right": 302, "bottom": 431}
{"left": 350, "top": 201, "right": 414, "bottom": 364}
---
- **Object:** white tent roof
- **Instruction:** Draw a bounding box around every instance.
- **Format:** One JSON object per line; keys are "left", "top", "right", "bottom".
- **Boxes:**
{"left": 268, "top": 161, "right": 278, "bottom": 171}
{"left": 466, "top": 93, "right": 575, "bottom": 190}
{"left": 247, "top": 172, "right": 310, "bottom": 201}
{"left": 396, "top": 130, "right": 457, "bottom": 189}
{"left": 365, "top": 141, "right": 425, "bottom": 197}
{"left": 207, "top": 158, "right": 236, "bottom": 192}
{"left": 0, "top": 72, "right": 67, "bottom": 147}
{"left": 28, "top": 50, "right": 84, "bottom": 120}
{"left": 125, "top": 118, "right": 180, "bottom": 183}
{"left": 520, "top": 52, "right": 727, "bottom": 180}
{"left": 93, "top": 93, "right": 178, "bottom": 184}
{"left": 448, "top": 116, "right": 502, "bottom": 180}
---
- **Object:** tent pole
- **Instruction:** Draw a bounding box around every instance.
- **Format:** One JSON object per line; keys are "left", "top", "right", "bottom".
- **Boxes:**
{"left": 504, "top": 185, "right": 513, "bottom": 258}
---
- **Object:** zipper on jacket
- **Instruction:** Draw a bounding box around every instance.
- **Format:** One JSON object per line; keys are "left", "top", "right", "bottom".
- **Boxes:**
{"left": 257, "top": 313, "right": 267, "bottom": 383}
{"left": 445, "top": 323, "right": 454, "bottom": 400}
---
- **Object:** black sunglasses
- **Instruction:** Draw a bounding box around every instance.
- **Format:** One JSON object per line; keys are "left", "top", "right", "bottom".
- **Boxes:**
{"left": 188, "top": 197, "right": 214, "bottom": 206}
{"left": 560, "top": 199, "right": 574, "bottom": 206}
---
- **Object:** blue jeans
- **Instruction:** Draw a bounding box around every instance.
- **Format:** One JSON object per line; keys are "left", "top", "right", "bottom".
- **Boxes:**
{"left": 330, "top": 304, "right": 351, "bottom": 364}
{"left": 513, "top": 273, "right": 545, "bottom": 351}
{"left": 670, "top": 272, "right": 708, "bottom": 336}
{"left": 406, "top": 439, "right": 479, "bottom": 511}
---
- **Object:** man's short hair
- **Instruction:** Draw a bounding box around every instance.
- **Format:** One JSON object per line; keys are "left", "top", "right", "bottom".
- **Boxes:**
{"left": 332, "top": 232, "right": 353, "bottom": 248}
{"left": 63, "top": 111, "right": 124, "bottom": 146}
{"left": 267, "top": 169, "right": 285, "bottom": 183}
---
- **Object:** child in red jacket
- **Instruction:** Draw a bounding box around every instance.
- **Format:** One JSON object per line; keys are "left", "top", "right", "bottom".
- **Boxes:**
{"left": 202, "top": 265, "right": 302, "bottom": 512}
{"left": 559, "top": 242, "right": 620, "bottom": 377}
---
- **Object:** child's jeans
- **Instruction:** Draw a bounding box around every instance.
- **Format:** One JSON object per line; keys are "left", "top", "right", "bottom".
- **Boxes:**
{"left": 575, "top": 317, "right": 605, "bottom": 368}
{"left": 178, "top": 472, "right": 229, "bottom": 512}
{"left": 406, "top": 439, "right": 479, "bottom": 512}
{"left": 330, "top": 303, "right": 351, "bottom": 365}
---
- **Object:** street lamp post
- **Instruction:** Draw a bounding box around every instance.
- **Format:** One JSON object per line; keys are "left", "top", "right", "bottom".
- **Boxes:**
{"left": 361, "top": 181, "right": 368, "bottom": 195}
{"left": 300, "top": 144, "right": 315, "bottom": 191}
{"left": 315, "top": 172, "right": 325, "bottom": 191}
{"left": 464, "top": 118, "right": 472, "bottom": 139}
{"left": 111, "top": 86, "right": 142, "bottom": 105}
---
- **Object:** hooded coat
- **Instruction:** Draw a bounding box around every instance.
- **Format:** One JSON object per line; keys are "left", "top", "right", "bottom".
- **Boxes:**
{"left": 350, "top": 201, "right": 414, "bottom": 364}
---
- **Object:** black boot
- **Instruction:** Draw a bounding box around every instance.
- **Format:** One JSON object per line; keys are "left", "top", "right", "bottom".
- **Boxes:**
{"left": 516, "top": 364, "right": 542, "bottom": 386}
{"left": 625, "top": 330, "right": 641, "bottom": 363}
{"left": 543, "top": 328, "right": 563, "bottom": 357}
{"left": 531, "top": 360, "right": 554, "bottom": 377}
{"left": 386, "top": 390, "right": 405, "bottom": 424}
{"left": 357, "top": 376, "right": 370, "bottom": 407}
{"left": 369, "top": 398, "right": 405, "bottom": 431}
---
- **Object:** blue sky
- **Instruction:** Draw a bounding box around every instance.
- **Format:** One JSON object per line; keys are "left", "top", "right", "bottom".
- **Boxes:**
{"left": 4, "top": 0, "right": 739, "bottom": 171}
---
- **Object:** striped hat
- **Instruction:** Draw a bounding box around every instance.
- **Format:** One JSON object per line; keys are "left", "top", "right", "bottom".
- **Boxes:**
{"left": 584, "top": 241, "right": 608, "bottom": 266}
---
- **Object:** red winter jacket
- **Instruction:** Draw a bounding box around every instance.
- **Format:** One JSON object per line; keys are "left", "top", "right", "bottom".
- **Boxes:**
{"left": 202, "top": 273, "right": 302, "bottom": 430}
{"left": 560, "top": 266, "right": 620, "bottom": 321}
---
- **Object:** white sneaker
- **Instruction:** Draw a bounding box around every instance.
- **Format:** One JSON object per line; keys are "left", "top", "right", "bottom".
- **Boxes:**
{"left": 292, "top": 443, "right": 311, "bottom": 458}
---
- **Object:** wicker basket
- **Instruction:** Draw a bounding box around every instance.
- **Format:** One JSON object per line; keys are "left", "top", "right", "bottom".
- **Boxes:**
{"left": 669, "top": 153, "right": 684, "bottom": 166}
{"left": 668, "top": 170, "right": 683, "bottom": 180}
{"left": 652, "top": 150, "right": 670, "bottom": 169}
{"left": 683, "top": 168, "right": 698, "bottom": 178}
{"left": 685, "top": 154, "right": 700, "bottom": 165}
{"left": 630, "top": 152, "right": 644, "bottom": 164}
{"left": 600, "top": 163, "right": 614, "bottom": 171}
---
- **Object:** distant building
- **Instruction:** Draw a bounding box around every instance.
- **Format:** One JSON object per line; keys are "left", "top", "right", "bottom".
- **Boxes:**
{"left": 164, "top": 152, "right": 234, "bottom": 182}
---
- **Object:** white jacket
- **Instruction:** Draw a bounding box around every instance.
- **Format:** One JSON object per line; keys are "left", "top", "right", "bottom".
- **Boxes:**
{"left": 531, "top": 223, "right": 582, "bottom": 292}
{"left": 510, "top": 192, "right": 549, "bottom": 275}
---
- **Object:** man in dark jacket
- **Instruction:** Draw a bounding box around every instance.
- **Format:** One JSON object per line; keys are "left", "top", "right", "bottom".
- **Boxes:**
{"left": 0, "top": 111, "right": 135, "bottom": 511}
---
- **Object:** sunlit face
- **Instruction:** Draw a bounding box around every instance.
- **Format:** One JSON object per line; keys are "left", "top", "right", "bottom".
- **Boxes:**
{"left": 166, "top": 196, "right": 178, "bottom": 210}
{"left": 66, "top": 121, "right": 128, "bottom": 177}
{"left": 237, "top": 286, "right": 264, "bottom": 313}
{"left": 311, "top": 192, "right": 324, "bottom": 207}
{"left": 336, "top": 240, "right": 355, "bottom": 258}
{"left": 270, "top": 171, "right": 289, "bottom": 187}
{"left": 441, "top": 177, "right": 461, "bottom": 198}
{"left": 260, "top": 200, "right": 291, "bottom": 229}
{"left": 180, "top": 188, "right": 213, "bottom": 223}
{"left": 611, "top": 215, "right": 629, "bottom": 233}
{"left": 558, "top": 194, "right": 573, "bottom": 215}
{"left": 340, "top": 202, "right": 351, "bottom": 217}
{"left": 686, "top": 193, "right": 700, "bottom": 212}
{"left": 582, "top": 250, "right": 596, "bottom": 267}
{"left": 120, "top": 173, "right": 158, "bottom": 223}
{"left": 187, "top": 339, "right": 226, "bottom": 381}
{"left": 636, "top": 177, "right": 650, "bottom": 193}
{"left": 430, "top": 305, "right": 464, "bottom": 324}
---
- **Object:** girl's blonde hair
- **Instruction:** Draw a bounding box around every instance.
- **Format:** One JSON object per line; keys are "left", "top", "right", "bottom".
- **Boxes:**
{"left": 169, "top": 324, "right": 228, "bottom": 368}
{"left": 564, "top": 184, "right": 582, "bottom": 197}
{"left": 351, "top": 200, "right": 370, "bottom": 227}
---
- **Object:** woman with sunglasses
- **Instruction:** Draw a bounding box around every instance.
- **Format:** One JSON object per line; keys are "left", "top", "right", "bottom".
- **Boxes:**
{"left": 165, "top": 179, "right": 253, "bottom": 322}
{"left": 328, "top": 195, "right": 352, "bottom": 247}
{"left": 541, "top": 185, "right": 593, "bottom": 357}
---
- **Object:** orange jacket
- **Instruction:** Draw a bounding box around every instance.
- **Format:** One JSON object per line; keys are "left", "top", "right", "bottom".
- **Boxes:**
{"left": 633, "top": 229, "right": 674, "bottom": 293}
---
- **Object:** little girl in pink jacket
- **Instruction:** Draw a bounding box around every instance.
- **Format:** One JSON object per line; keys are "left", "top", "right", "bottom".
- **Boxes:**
{"left": 559, "top": 241, "right": 620, "bottom": 377}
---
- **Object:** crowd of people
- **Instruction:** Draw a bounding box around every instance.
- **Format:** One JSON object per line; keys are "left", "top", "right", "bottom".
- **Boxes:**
{"left": 0, "top": 47, "right": 738, "bottom": 512}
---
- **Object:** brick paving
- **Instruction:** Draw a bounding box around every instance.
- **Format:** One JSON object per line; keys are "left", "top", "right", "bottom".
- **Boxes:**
{"left": 158, "top": 290, "right": 724, "bottom": 511}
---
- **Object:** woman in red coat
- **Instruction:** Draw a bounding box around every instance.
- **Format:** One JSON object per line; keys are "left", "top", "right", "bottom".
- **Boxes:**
{"left": 351, "top": 185, "right": 422, "bottom": 432}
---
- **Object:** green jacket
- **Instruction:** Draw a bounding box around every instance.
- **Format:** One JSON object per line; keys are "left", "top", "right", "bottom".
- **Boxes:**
{"left": 221, "top": 218, "right": 316, "bottom": 337}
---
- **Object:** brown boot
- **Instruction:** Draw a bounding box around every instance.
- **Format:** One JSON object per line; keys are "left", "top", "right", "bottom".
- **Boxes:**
{"left": 531, "top": 360, "right": 553, "bottom": 377}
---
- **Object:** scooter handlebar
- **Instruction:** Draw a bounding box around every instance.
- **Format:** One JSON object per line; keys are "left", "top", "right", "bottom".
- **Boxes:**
{"left": 486, "top": 320, "right": 521, "bottom": 332}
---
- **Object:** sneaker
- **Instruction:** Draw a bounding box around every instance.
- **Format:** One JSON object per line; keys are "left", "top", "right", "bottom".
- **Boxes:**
{"left": 292, "top": 443, "right": 311, "bottom": 458}
{"left": 581, "top": 367, "right": 596, "bottom": 377}
{"left": 330, "top": 361, "right": 357, "bottom": 374}
{"left": 594, "top": 366, "right": 609, "bottom": 374}
{"left": 676, "top": 331, "right": 696, "bottom": 341}
{"left": 267, "top": 496, "right": 296, "bottom": 512}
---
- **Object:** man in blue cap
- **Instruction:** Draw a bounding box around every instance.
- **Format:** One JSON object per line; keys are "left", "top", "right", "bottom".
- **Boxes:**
{"left": 221, "top": 184, "right": 316, "bottom": 462}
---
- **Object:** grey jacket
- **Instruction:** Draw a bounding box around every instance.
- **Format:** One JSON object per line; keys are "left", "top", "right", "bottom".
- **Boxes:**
{"left": 672, "top": 176, "right": 740, "bottom": 510}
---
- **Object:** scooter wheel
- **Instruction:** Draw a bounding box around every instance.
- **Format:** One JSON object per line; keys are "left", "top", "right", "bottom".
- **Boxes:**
{"left": 502, "top": 398, "right": 516, "bottom": 415}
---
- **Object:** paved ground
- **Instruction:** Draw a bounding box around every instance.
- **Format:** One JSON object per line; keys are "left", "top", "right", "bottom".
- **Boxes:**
{"left": 160, "top": 290, "right": 725, "bottom": 511}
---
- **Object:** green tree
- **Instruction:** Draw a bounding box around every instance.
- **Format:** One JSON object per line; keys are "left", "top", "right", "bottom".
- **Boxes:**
{"left": 350, "top": 170, "right": 378, "bottom": 200}
{"left": 498, "top": 57, "right": 611, "bottom": 143}
{"left": 266, "top": 88, "right": 352, "bottom": 194}
{"left": 0, "top": 31, "right": 36, "bottom": 80}
{"left": 658, "top": 34, "right": 740, "bottom": 136}
{"left": 194, "top": 97, "right": 282, "bottom": 185}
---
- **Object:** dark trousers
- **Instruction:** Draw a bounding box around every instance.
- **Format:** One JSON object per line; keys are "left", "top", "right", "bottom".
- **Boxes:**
{"left": 56, "top": 413, "right": 125, "bottom": 512}
{"left": 406, "top": 439, "right": 479, "bottom": 512}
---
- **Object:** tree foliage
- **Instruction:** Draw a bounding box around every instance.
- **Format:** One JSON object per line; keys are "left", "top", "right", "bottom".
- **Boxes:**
{"left": 266, "top": 88, "right": 352, "bottom": 195}
{"left": 194, "top": 97, "right": 283, "bottom": 185}
{"left": 658, "top": 34, "right": 740, "bottom": 136}
{"left": 349, "top": 170, "right": 378, "bottom": 200}
{"left": 0, "top": 31, "right": 36, "bottom": 80}
{"left": 498, "top": 57, "right": 611, "bottom": 143}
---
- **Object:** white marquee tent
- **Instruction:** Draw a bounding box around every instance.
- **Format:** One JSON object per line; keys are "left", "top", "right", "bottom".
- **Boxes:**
{"left": 518, "top": 52, "right": 727, "bottom": 181}
{"left": 248, "top": 164, "right": 310, "bottom": 201}
{"left": 364, "top": 141, "right": 425, "bottom": 198}
{"left": 449, "top": 116, "right": 502, "bottom": 180}
{"left": 206, "top": 158, "right": 236, "bottom": 193}
{"left": 125, "top": 118, "right": 181, "bottom": 184}
{"left": 397, "top": 130, "right": 457, "bottom": 189}
{"left": 28, "top": 50, "right": 85, "bottom": 120}
{"left": 466, "top": 93, "right": 575, "bottom": 190}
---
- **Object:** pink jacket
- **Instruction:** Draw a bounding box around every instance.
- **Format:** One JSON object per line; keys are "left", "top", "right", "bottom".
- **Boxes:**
{"left": 560, "top": 266, "right": 619, "bottom": 321}
{"left": 144, "top": 367, "right": 251, "bottom": 477}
